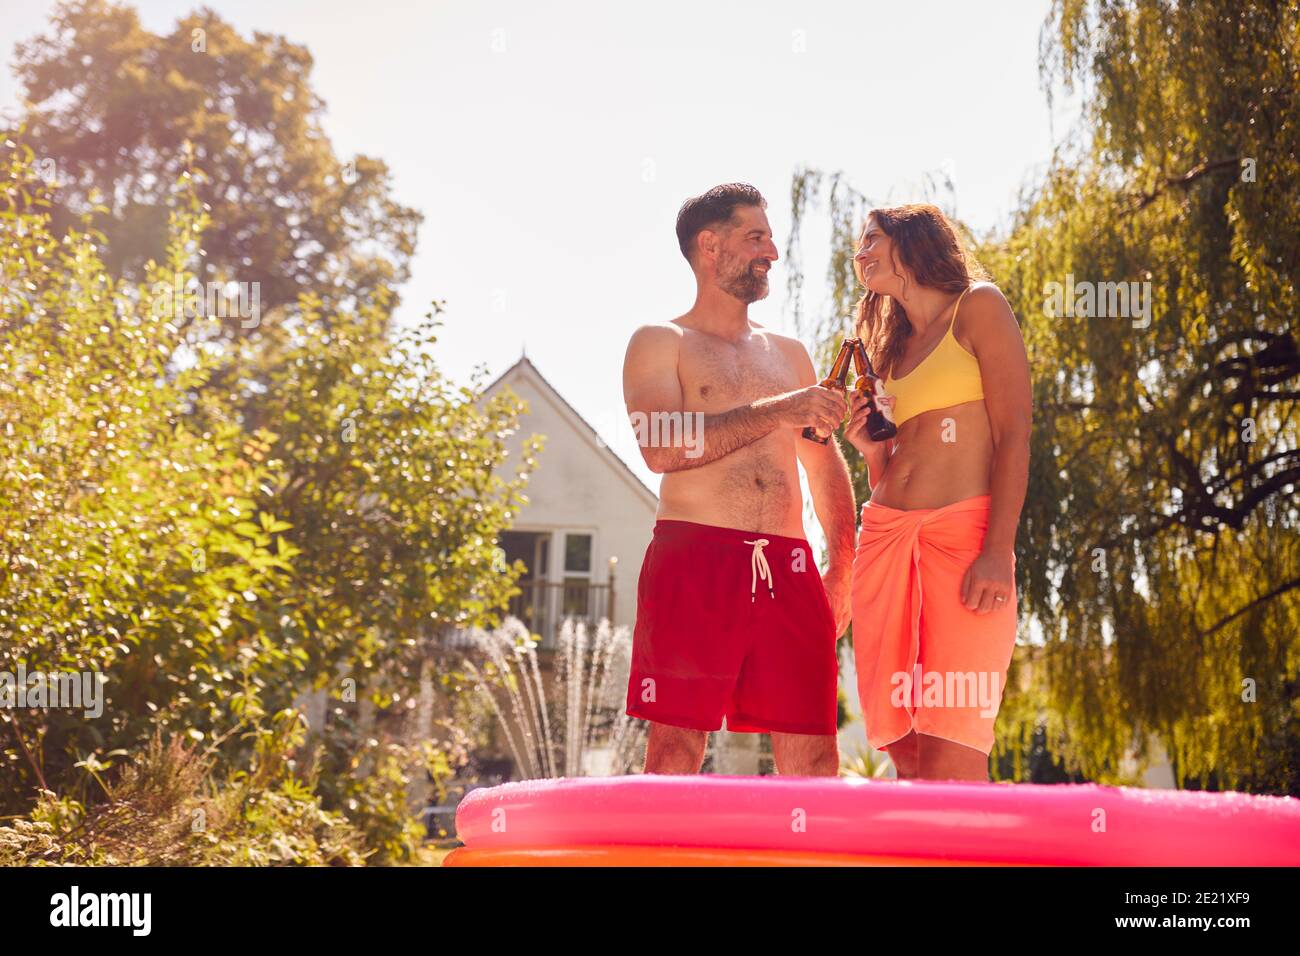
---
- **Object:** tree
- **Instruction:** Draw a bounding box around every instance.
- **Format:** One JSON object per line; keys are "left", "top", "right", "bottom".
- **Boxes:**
{"left": 1, "top": 135, "right": 295, "bottom": 809}
{"left": 1, "top": 134, "right": 531, "bottom": 859}
{"left": 8, "top": 0, "right": 421, "bottom": 324}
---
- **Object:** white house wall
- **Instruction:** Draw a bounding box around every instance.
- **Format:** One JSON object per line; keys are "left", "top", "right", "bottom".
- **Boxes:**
{"left": 485, "top": 360, "right": 658, "bottom": 631}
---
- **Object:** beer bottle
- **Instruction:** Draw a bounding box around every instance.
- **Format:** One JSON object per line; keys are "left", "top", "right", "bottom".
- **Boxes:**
{"left": 802, "top": 338, "right": 855, "bottom": 444}
{"left": 853, "top": 339, "right": 898, "bottom": 442}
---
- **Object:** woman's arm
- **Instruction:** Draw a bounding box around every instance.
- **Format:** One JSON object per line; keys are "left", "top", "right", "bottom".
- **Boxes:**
{"left": 959, "top": 284, "right": 1032, "bottom": 613}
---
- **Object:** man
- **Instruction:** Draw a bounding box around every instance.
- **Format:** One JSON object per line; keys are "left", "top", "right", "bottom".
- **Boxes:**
{"left": 622, "top": 182, "right": 856, "bottom": 775}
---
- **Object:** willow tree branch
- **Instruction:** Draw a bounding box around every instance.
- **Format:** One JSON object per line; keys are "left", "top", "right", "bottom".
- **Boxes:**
{"left": 1127, "top": 156, "right": 1243, "bottom": 213}
{"left": 1201, "top": 577, "right": 1300, "bottom": 637}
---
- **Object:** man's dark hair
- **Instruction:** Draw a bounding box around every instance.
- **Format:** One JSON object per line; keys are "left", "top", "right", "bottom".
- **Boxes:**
{"left": 675, "top": 182, "right": 766, "bottom": 263}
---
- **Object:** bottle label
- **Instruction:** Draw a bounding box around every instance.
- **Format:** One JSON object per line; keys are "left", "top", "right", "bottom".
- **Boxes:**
{"left": 875, "top": 382, "right": 895, "bottom": 424}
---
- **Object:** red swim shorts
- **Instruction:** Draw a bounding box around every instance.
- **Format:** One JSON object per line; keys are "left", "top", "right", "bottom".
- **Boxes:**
{"left": 625, "top": 519, "right": 839, "bottom": 736}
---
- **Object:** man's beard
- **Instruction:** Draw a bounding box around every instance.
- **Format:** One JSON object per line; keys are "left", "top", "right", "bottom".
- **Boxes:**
{"left": 716, "top": 253, "right": 770, "bottom": 304}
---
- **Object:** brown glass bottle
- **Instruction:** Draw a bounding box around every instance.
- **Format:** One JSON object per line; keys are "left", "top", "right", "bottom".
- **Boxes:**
{"left": 802, "top": 338, "right": 855, "bottom": 443}
{"left": 853, "top": 340, "right": 898, "bottom": 441}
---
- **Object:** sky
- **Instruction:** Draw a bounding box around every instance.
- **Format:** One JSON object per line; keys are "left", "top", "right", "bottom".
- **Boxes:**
{"left": 1, "top": 0, "right": 1082, "bottom": 508}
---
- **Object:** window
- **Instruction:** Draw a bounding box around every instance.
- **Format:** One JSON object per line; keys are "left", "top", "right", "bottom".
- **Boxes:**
{"left": 562, "top": 533, "right": 593, "bottom": 619}
{"left": 564, "top": 534, "right": 592, "bottom": 573}
{"left": 498, "top": 531, "right": 552, "bottom": 634}
{"left": 562, "top": 578, "right": 590, "bottom": 618}
{"left": 499, "top": 531, "right": 536, "bottom": 576}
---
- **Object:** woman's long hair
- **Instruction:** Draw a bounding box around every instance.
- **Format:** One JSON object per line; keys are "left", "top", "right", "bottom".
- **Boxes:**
{"left": 852, "top": 204, "right": 989, "bottom": 378}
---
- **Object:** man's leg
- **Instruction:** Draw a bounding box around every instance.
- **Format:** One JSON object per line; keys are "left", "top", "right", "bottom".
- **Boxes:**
{"left": 885, "top": 729, "right": 920, "bottom": 779}
{"left": 917, "top": 733, "right": 989, "bottom": 781}
{"left": 770, "top": 732, "right": 839, "bottom": 776}
{"left": 644, "top": 722, "right": 709, "bottom": 774}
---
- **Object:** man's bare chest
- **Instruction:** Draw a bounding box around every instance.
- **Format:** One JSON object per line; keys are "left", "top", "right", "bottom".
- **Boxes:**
{"left": 677, "top": 333, "right": 798, "bottom": 411}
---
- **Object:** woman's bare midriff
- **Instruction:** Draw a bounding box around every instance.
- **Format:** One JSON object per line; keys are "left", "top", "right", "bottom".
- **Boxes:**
{"left": 869, "top": 399, "right": 994, "bottom": 510}
{"left": 656, "top": 428, "right": 808, "bottom": 539}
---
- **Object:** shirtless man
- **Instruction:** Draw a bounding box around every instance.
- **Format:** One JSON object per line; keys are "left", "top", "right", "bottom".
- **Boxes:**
{"left": 622, "top": 183, "right": 856, "bottom": 776}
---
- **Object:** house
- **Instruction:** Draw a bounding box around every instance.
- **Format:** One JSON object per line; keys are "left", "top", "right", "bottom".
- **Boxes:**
{"left": 483, "top": 355, "right": 659, "bottom": 647}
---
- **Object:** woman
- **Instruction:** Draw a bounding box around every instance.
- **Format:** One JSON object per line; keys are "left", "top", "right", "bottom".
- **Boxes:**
{"left": 843, "top": 204, "right": 1031, "bottom": 781}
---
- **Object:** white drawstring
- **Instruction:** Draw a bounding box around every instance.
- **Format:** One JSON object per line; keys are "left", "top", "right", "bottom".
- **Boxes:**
{"left": 742, "top": 538, "right": 775, "bottom": 602}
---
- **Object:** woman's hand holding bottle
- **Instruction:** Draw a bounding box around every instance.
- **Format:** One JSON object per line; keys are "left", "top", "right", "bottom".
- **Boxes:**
{"left": 845, "top": 389, "right": 895, "bottom": 457}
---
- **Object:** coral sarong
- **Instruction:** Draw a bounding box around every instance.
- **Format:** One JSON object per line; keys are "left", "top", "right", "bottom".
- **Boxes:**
{"left": 850, "top": 494, "right": 1017, "bottom": 756}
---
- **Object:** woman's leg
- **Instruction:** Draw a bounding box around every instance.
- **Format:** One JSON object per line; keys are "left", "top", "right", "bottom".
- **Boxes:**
{"left": 908, "top": 501, "right": 1017, "bottom": 776}
{"left": 916, "top": 733, "right": 989, "bottom": 781}
{"left": 851, "top": 508, "right": 925, "bottom": 781}
{"left": 885, "top": 730, "right": 920, "bottom": 779}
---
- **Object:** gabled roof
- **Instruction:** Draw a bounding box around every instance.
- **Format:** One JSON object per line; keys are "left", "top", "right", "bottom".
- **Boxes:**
{"left": 484, "top": 355, "right": 659, "bottom": 507}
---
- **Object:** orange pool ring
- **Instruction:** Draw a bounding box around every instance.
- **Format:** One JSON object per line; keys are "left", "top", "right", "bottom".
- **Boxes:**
{"left": 442, "top": 845, "right": 1014, "bottom": 867}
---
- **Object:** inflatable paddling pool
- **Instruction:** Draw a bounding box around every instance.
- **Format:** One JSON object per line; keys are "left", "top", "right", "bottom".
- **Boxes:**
{"left": 444, "top": 775, "right": 1300, "bottom": 866}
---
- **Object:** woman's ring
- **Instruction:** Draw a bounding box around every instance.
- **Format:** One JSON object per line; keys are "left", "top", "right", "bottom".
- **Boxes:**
{"left": 994, "top": 594, "right": 1007, "bottom": 602}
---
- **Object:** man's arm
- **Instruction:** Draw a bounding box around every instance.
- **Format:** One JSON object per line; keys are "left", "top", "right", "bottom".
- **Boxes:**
{"left": 622, "top": 324, "right": 844, "bottom": 474}
{"left": 789, "top": 340, "right": 857, "bottom": 637}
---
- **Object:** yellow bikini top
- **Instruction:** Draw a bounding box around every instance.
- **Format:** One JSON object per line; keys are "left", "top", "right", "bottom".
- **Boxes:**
{"left": 881, "top": 286, "right": 984, "bottom": 427}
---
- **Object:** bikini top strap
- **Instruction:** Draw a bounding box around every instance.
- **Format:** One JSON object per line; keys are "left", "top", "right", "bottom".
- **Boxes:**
{"left": 948, "top": 285, "right": 973, "bottom": 338}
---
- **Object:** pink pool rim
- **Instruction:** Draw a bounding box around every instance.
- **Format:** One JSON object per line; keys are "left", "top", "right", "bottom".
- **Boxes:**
{"left": 449, "top": 775, "right": 1300, "bottom": 866}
